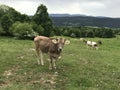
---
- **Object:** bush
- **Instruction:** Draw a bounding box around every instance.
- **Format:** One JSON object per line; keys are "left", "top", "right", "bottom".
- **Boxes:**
{"left": 10, "top": 22, "right": 37, "bottom": 39}
{"left": 0, "top": 26, "right": 4, "bottom": 35}
{"left": 70, "top": 33, "right": 76, "bottom": 38}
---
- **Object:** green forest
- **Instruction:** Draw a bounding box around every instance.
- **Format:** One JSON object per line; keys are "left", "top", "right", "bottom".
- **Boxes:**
{"left": 0, "top": 4, "right": 120, "bottom": 39}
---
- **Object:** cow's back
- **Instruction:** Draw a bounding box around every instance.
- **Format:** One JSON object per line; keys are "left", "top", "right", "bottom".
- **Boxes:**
{"left": 34, "top": 36, "right": 50, "bottom": 53}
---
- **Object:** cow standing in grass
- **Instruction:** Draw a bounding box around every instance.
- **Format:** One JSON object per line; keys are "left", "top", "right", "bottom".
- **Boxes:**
{"left": 82, "top": 39, "right": 102, "bottom": 49}
{"left": 34, "top": 36, "right": 70, "bottom": 70}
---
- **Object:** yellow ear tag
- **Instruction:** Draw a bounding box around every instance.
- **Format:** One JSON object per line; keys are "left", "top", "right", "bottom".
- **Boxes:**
{"left": 65, "top": 40, "right": 70, "bottom": 45}
{"left": 52, "top": 39, "right": 58, "bottom": 44}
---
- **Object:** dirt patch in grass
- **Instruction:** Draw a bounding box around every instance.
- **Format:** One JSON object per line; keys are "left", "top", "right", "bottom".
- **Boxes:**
{"left": 27, "top": 72, "right": 58, "bottom": 89}
{"left": 1, "top": 65, "right": 59, "bottom": 89}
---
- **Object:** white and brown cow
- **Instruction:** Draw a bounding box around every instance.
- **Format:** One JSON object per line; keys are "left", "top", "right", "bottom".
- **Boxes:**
{"left": 34, "top": 36, "right": 70, "bottom": 69}
{"left": 82, "top": 39, "right": 102, "bottom": 49}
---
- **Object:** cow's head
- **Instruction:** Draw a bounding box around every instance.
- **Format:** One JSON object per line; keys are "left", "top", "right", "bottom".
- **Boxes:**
{"left": 52, "top": 38, "right": 70, "bottom": 52}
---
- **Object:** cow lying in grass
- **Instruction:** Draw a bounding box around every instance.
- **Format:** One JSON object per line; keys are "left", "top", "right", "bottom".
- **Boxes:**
{"left": 82, "top": 39, "right": 102, "bottom": 49}
{"left": 34, "top": 36, "right": 70, "bottom": 70}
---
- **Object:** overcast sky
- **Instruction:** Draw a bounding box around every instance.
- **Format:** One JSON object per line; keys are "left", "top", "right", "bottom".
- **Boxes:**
{"left": 0, "top": 0, "right": 120, "bottom": 18}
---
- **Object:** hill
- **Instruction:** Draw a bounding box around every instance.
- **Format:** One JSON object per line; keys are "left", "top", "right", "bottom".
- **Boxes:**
{"left": 50, "top": 14, "right": 120, "bottom": 28}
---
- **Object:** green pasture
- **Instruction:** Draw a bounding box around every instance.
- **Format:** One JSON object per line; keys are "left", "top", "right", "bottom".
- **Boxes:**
{"left": 0, "top": 36, "right": 120, "bottom": 90}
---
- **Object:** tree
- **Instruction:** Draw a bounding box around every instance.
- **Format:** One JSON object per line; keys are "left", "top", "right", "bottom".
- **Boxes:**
{"left": 36, "top": 25, "right": 44, "bottom": 35}
{"left": 0, "top": 25, "right": 4, "bottom": 35}
{"left": 33, "top": 4, "right": 54, "bottom": 36}
{"left": 86, "top": 30, "right": 94, "bottom": 37}
{"left": 53, "top": 26, "right": 62, "bottom": 36}
{"left": 1, "top": 14, "right": 13, "bottom": 35}
{"left": 0, "top": 4, "right": 31, "bottom": 36}
{"left": 102, "top": 28, "right": 114, "bottom": 38}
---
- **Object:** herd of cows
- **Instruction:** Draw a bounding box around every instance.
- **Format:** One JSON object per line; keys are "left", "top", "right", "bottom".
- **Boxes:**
{"left": 34, "top": 36, "right": 102, "bottom": 70}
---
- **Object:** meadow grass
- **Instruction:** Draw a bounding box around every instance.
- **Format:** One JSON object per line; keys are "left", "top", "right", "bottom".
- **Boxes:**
{"left": 0, "top": 36, "right": 120, "bottom": 90}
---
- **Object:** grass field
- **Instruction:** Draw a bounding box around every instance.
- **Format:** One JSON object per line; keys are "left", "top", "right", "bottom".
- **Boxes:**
{"left": 0, "top": 36, "right": 120, "bottom": 90}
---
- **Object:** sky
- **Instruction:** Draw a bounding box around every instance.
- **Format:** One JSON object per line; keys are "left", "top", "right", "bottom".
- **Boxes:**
{"left": 0, "top": 0, "right": 120, "bottom": 18}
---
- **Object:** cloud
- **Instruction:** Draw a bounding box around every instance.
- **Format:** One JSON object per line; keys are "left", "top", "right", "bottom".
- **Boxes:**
{"left": 79, "top": 1, "right": 106, "bottom": 15}
{"left": 0, "top": 0, "right": 39, "bottom": 15}
{"left": 0, "top": 0, "right": 120, "bottom": 17}
{"left": 13, "top": 1, "right": 38, "bottom": 15}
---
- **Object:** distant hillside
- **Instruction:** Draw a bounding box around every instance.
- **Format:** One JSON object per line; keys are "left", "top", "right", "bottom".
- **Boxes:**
{"left": 50, "top": 14, "right": 120, "bottom": 28}
{"left": 49, "top": 14, "right": 86, "bottom": 17}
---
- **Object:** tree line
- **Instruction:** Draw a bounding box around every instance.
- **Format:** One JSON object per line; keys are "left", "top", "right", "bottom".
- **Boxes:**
{"left": 0, "top": 4, "right": 120, "bottom": 39}
{"left": 56, "top": 26, "right": 119, "bottom": 38}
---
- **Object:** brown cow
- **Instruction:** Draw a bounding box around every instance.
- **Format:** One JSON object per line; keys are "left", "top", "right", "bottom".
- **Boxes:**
{"left": 34, "top": 36, "right": 70, "bottom": 69}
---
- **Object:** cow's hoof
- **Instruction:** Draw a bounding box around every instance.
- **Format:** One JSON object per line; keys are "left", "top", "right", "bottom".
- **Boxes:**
{"left": 38, "top": 63, "right": 40, "bottom": 65}
{"left": 47, "top": 59, "right": 50, "bottom": 61}
{"left": 49, "top": 65, "right": 52, "bottom": 70}
{"left": 54, "top": 67, "right": 56, "bottom": 69}
{"left": 41, "top": 64, "right": 44, "bottom": 66}
{"left": 54, "top": 72, "right": 58, "bottom": 76}
{"left": 49, "top": 67, "right": 52, "bottom": 70}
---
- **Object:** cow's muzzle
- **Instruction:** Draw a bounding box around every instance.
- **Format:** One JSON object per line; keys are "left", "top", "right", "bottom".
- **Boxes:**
{"left": 58, "top": 48, "right": 62, "bottom": 52}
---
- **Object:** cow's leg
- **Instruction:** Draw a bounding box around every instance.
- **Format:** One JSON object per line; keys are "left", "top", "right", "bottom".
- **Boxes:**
{"left": 91, "top": 45, "right": 94, "bottom": 50}
{"left": 36, "top": 49, "right": 40, "bottom": 65}
{"left": 40, "top": 51, "right": 44, "bottom": 65}
{"left": 49, "top": 56, "right": 53, "bottom": 70}
{"left": 49, "top": 56, "right": 57, "bottom": 70}
{"left": 87, "top": 44, "right": 90, "bottom": 49}
{"left": 49, "top": 59, "right": 56, "bottom": 69}
{"left": 35, "top": 42, "right": 41, "bottom": 65}
{"left": 36, "top": 49, "right": 44, "bottom": 65}
{"left": 53, "top": 59, "right": 56, "bottom": 69}
{"left": 95, "top": 46, "right": 99, "bottom": 50}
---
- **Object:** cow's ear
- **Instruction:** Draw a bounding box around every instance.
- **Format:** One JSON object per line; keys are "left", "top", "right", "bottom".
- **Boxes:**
{"left": 65, "top": 40, "right": 70, "bottom": 45}
{"left": 52, "top": 39, "right": 58, "bottom": 44}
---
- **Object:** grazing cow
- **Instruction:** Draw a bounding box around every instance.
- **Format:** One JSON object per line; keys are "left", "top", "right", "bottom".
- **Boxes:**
{"left": 34, "top": 36, "right": 70, "bottom": 69}
{"left": 83, "top": 39, "right": 102, "bottom": 49}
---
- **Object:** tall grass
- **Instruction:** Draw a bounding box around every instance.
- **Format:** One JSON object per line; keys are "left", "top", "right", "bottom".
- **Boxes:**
{"left": 0, "top": 36, "right": 120, "bottom": 90}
